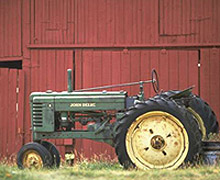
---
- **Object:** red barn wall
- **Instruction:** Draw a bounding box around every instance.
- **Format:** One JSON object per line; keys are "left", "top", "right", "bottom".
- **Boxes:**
{"left": 0, "top": 0, "right": 22, "bottom": 58}
{"left": 0, "top": 0, "right": 220, "bottom": 159}
{"left": 74, "top": 0, "right": 220, "bottom": 45}
{"left": 200, "top": 49, "right": 220, "bottom": 124}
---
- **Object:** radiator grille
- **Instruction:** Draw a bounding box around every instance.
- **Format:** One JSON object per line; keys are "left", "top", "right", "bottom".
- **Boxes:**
{"left": 32, "top": 103, "right": 43, "bottom": 127}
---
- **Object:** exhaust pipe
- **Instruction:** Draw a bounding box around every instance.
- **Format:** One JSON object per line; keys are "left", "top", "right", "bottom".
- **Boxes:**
{"left": 67, "top": 69, "right": 73, "bottom": 92}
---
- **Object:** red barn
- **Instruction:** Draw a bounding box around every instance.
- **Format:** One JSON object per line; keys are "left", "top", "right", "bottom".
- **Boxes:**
{"left": 0, "top": 0, "right": 220, "bottom": 159}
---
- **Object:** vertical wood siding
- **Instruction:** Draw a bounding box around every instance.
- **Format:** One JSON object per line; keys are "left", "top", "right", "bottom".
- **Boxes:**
{"left": 30, "top": 50, "right": 73, "bottom": 92}
{"left": 76, "top": 49, "right": 199, "bottom": 94}
{"left": 74, "top": 0, "right": 220, "bottom": 45}
{"left": 159, "top": 0, "right": 220, "bottom": 44}
{"left": 34, "top": 0, "right": 75, "bottom": 44}
{"left": 75, "top": 0, "right": 159, "bottom": 45}
{"left": 201, "top": 48, "right": 220, "bottom": 122}
{"left": 32, "top": 0, "right": 220, "bottom": 46}
{"left": 75, "top": 49, "right": 199, "bottom": 158}
{"left": 0, "top": 69, "right": 24, "bottom": 158}
{"left": 0, "top": 0, "right": 22, "bottom": 57}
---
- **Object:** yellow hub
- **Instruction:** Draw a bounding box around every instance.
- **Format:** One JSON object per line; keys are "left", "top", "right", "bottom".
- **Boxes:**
{"left": 126, "top": 111, "right": 189, "bottom": 170}
{"left": 151, "top": 135, "right": 166, "bottom": 150}
{"left": 22, "top": 150, "right": 43, "bottom": 169}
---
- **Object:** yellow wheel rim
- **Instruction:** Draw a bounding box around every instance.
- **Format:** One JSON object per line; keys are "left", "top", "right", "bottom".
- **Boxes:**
{"left": 22, "top": 150, "right": 43, "bottom": 169}
{"left": 126, "top": 111, "right": 189, "bottom": 170}
{"left": 187, "top": 107, "right": 206, "bottom": 140}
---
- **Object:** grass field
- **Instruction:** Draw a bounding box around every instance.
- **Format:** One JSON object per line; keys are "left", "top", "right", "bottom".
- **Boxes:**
{"left": 1, "top": 159, "right": 220, "bottom": 180}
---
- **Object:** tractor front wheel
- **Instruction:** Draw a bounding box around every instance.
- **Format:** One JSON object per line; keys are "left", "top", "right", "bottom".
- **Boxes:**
{"left": 41, "top": 141, "right": 60, "bottom": 168}
{"left": 114, "top": 98, "right": 201, "bottom": 170}
{"left": 17, "top": 142, "right": 53, "bottom": 169}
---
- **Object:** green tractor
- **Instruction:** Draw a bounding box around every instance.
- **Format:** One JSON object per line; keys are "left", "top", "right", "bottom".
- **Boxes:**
{"left": 17, "top": 69, "right": 219, "bottom": 170}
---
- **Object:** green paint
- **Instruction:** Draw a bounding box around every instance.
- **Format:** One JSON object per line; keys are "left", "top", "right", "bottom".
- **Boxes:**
{"left": 33, "top": 130, "right": 114, "bottom": 146}
{"left": 30, "top": 91, "right": 127, "bottom": 142}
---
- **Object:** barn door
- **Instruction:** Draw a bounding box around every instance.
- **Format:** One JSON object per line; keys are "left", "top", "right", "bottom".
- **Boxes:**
{"left": 200, "top": 48, "right": 220, "bottom": 122}
{"left": 157, "top": 49, "right": 199, "bottom": 95}
{"left": 75, "top": 49, "right": 200, "bottom": 95}
{"left": 0, "top": 68, "right": 24, "bottom": 158}
{"left": 74, "top": 49, "right": 199, "bottom": 158}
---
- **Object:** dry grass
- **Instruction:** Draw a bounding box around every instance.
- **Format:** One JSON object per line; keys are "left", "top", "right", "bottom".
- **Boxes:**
{"left": 1, "top": 158, "right": 220, "bottom": 180}
{"left": 207, "top": 133, "right": 220, "bottom": 141}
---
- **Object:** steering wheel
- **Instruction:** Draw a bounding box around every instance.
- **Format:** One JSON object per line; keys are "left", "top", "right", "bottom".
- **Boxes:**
{"left": 151, "top": 69, "right": 160, "bottom": 93}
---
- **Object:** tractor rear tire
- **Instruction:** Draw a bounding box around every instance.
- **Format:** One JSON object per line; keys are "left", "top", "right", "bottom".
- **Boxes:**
{"left": 114, "top": 98, "right": 202, "bottom": 170}
{"left": 41, "top": 141, "right": 60, "bottom": 168}
{"left": 154, "top": 90, "right": 219, "bottom": 138}
{"left": 17, "top": 142, "right": 53, "bottom": 169}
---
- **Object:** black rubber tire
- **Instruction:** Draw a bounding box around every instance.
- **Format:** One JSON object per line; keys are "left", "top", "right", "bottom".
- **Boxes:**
{"left": 155, "top": 90, "right": 219, "bottom": 136}
{"left": 17, "top": 142, "right": 53, "bottom": 169}
{"left": 114, "top": 98, "right": 202, "bottom": 169}
{"left": 41, "top": 141, "right": 60, "bottom": 168}
{"left": 188, "top": 96, "right": 219, "bottom": 135}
